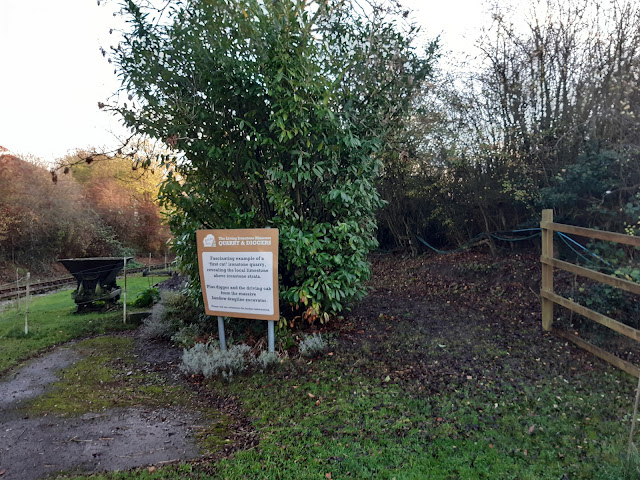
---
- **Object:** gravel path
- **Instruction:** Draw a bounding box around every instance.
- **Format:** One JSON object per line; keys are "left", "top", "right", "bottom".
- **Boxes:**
{"left": 0, "top": 348, "right": 79, "bottom": 409}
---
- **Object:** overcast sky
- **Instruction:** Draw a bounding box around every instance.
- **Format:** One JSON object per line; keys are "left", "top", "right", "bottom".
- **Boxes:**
{"left": 0, "top": 0, "right": 488, "bottom": 166}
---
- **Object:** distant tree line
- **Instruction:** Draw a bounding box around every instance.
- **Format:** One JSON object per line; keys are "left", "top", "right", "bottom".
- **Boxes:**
{"left": 0, "top": 151, "right": 170, "bottom": 273}
{"left": 376, "top": 0, "right": 640, "bottom": 252}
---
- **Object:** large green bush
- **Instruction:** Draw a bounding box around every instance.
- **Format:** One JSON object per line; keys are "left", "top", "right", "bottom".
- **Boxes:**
{"left": 113, "top": 0, "right": 434, "bottom": 322}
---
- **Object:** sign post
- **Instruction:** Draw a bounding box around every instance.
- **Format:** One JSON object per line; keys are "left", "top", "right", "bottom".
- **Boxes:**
{"left": 197, "top": 228, "right": 279, "bottom": 352}
{"left": 217, "top": 316, "right": 227, "bottom": 352}
{"left": 16, "top": 269, "right": 20, "bottom": 312}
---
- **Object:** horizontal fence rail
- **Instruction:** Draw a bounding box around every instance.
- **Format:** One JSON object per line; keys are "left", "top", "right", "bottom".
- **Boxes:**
{"left": 541, "top": 209, "right": 640, "bottom": 377}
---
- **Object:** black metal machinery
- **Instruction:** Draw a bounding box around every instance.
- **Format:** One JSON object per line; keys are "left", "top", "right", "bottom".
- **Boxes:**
{"left": 58, "top": 257, "right": 132, "bottom": 312}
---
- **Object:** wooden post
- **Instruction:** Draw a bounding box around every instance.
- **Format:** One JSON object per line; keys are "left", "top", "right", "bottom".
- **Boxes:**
{"left": 123, "top": 257, "right": 127, "bottom": 324}
{"left": 541, "top": 209, "right": 554, "bottom": 331}
{"left": 24, "top": 272, "right": 30, "bottom": 335}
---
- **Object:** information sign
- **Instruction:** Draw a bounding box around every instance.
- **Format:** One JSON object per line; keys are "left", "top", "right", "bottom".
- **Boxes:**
{"left": 196, "top": 228, "right": 279, "bottom": 321}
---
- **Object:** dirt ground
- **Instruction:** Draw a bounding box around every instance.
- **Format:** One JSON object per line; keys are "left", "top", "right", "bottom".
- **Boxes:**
{"left": 337, "top": 251, "right": 621, "bottom": 392}
{"left": 338, "top": 252, "right": 563, "bottom": 392}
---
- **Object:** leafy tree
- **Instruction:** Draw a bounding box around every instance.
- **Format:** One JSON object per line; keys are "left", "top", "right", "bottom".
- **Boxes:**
{"left": 111, "top": 0, "right": 435, "bottom": 321}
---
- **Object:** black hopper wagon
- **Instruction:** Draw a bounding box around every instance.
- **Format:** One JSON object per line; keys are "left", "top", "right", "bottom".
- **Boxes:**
{"left": 58, "top": 257, "right": 132, "bottom": 312}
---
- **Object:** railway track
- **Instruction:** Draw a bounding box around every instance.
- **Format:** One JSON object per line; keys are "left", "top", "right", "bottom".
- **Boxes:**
{"left": 0, "top": 264, "right": 175, "bottom": 302}
{"left": 0, "top": 276, "right": 76, "bottom": 301}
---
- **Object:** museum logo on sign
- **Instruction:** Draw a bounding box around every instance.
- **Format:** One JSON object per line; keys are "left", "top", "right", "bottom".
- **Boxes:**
{"left": 203, "top": 234, "right": 216, "bottom": 247}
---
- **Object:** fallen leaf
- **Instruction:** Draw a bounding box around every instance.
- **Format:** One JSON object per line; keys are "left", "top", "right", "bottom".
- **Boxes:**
{"left": 384, "top": 375, "right": 391, "bottom": 382}
{"left": 528, "top": 425, "right": 535, "bottom": 435}
{"left": 0, "top": 469, "right": 6, "bottom": 476}
{"left": 308, "top": 393, "right": 315, "bottom": 398}
{"left": 148, "top": 466, "right": 156, "bottom": 474}
{"left": 325, "top": 473, "right": 332, "bottom": 479}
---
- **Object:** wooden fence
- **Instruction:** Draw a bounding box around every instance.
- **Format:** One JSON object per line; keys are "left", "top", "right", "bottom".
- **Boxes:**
{"left": 541, "top": 209, "right": 640, "bottom": 377}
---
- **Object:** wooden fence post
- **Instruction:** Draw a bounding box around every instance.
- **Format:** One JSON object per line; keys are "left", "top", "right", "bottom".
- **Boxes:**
{"left": 541, "top": 209, "right": 554, "bottom": 331}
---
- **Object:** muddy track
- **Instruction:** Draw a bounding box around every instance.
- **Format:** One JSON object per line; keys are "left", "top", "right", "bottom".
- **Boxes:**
{"left": 0, "top": 332, "right": 202, "bottom": 480}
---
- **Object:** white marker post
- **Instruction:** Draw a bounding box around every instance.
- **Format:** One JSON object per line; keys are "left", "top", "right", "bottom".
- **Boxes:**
{"left": 24, "top": 272, "right": 30, "bottom": 335}
{"left": 123, "top": 257, "right": 127, "bottom": 324}
{"left": 197, "top": 228, "right": 279, "bottom": 353}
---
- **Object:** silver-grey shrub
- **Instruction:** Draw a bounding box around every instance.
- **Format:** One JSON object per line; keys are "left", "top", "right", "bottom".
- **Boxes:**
{"left": 298, "top": 333, "right": 327, "bottom": 358}
{"left": 139, "top": 291, "right": 186, "bottom": 341}
{"left": 255, "top": 350, "right": 280, "bottom": 371}
{"left": 139, "top": 303, "right": 171, "bottom": 341}
{"left": 181, "top": 343, "right": 252, "bottom": 380}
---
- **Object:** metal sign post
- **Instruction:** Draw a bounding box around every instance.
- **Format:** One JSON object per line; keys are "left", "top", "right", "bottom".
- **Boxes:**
{"left": 268, "top": 320, "right": 275, "bottom": 353}
{"left": 217, "top": 316, "right": 227, "bottom": 351}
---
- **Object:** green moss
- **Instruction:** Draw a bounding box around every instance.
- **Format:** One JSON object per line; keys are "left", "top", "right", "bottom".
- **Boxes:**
{"left": 62, "top": 463, "right": 213, "bottom": 479}
{"left": 195, "top": 412, "right": 234, "bottom": 455}
{"left": 25, "top": 336, "right": 186, "bottom": 416}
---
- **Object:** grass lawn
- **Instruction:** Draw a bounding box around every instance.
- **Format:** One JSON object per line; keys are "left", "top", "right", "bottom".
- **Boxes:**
{"left": 214, "top": 358, "right": 636, "bottom": 480}
{"left": 0, "top": 275, "right": 157, "bottom": 374}
{"left": 62, "top": 353, "right": 639, "bottom": 480}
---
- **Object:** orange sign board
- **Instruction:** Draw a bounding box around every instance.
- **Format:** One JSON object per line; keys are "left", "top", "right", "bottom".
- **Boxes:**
{"left": 196, "top": 228, "right": 279, "bottom": 321}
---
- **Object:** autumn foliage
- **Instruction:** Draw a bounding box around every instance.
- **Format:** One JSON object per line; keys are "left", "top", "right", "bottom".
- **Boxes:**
{"left": 0, "top": 152, "right": 169, "bottom": 274}
{"left": 71, "top": 155, "right": 170, "bottom": 255}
